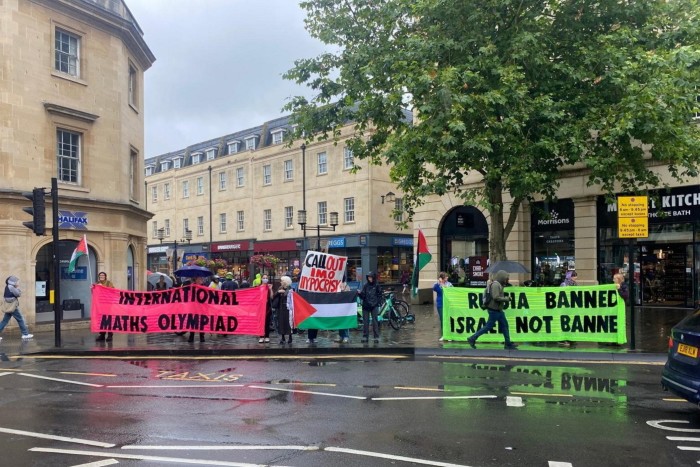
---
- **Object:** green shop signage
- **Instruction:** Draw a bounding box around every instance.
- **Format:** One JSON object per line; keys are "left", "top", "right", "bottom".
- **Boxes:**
{"left": 442, "top": 285, "right": 626, "bottom": 344}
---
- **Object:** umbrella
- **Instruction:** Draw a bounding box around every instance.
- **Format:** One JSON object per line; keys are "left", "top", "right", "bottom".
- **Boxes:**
{"left": 486, "top": 260, "right": 530, "bottom": 274}
{"left": 174, "top": 265, "right": 212, "bottom": 278}
{"left": 147, "top": 272, "right": 173, "bottom": 288}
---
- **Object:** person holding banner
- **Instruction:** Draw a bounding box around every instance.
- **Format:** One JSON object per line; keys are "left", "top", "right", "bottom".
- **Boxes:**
{"left": 95, "top": 272, "right": 115, "bottom": 342}
{"left": 433, "top": 272, "right": 452, "bottom": 342}
{"left": 358, "top": 271, "right": 383, "bottom": 343}
{"left": 257, "top": 274, "right": 273, "bottom": 344}
{"left": 188, "top": 276, "right": 207, "bottom": 343}
{"left": 467, "top": 270, "right": 518, "bottom": 350}
{"left": 272, "top": 275, "right": 293, "bottom": 345}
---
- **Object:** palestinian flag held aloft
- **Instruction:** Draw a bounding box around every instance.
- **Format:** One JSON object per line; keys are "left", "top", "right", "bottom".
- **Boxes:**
{"left": 292, "top": 290, "right": 358, "bottom": 330}
{"left": 68, "top": 235, "right": 88, "bottom": 273}
{"left": 411, "top": 229, "right": 432, "bottom": 297}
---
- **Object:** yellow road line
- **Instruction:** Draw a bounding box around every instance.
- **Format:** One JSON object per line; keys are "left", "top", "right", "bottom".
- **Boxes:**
{"left": 510, "top": 391, "right": 573, "bottom": 398}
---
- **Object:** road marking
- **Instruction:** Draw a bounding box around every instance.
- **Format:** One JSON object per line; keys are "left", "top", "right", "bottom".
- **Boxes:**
{"left": 662, "top": 398, "right": 687, "bottom": 402}
{"left": 61, "top": 371, "right": 117, "bottom": 377}
{"left": 371, "top": 395, "right": 497, "bottom": 401}
{"left": 548, "top": 462, "right": 573, "bottom": 467}
{"left": 667, "top": 436, "right": 700, "bottom": 442}
{"left": 106, "top": 384, "right": 244, "bottom": 389}
{"left": 23, "top": 354, "right": 409, "bottom": 360}
{"left": 647, "top": 420, "right": 700, "bottom": 432}
{"left": 395, "top": 386, "right": 446, "bottom": 392}
{"left": 425, "top": 355, "right": 664, "bottom": 366}
{"left": 71, "top": 460, "right": 119, "bottom": 467}
{"left": 18, "top": 373, "right": 103, "bottom": 387}
{"left": 29, "top": 448, "right": 258, "bottom": 466}
{"left": 325, "top": 446, "right": 471, "bottom": 466}
{"left": 248, "top": 385, "right": 366, "bottom": 400}
{"left": 0, "top": 427, "right": 115, "bottom": 448}
{"left": 122, "top": 444, "right": 319, "bottom": 450}
{"left": 510, "top": 392, "right": 573, "bottom": 398}
{"left": 506, "top": 396, "right": 524, "bottom": 407}
{"left": 0, "top": 372, "right": 14, "bottom": 377}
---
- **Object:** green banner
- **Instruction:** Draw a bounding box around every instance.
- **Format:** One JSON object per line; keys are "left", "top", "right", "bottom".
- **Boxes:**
{"left": 443, "top": 285, "right": 627, "bottom": 344}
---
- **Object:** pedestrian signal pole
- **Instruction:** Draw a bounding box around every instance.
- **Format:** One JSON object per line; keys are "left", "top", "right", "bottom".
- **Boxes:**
{"left": 51, "top": 178, "right": 61, "bottom": 347}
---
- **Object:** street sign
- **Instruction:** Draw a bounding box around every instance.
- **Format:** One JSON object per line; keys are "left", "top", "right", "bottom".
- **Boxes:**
{"left": 617, "top": 196, "right": 649, "bottom": 238}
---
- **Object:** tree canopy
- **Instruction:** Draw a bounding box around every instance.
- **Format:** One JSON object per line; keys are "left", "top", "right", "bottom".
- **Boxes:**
{"left": 284, "top": 0, "right": 700, "bottom": 260}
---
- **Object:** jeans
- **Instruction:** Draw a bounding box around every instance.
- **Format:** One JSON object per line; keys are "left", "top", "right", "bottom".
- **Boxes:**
{"left": 436, "top": 305, "right": 443, "bottom": 332}
{"left": 469, "top": 309, "right": 511, "bottom": 344}
{"left": 338, "top": 329, "right": 349, "bottom": 339}
{"left": 362, "top": 307, "right": 379, "bottom": 338}
{"left": 0, "top": 308, "right": 30, "bottom": 335}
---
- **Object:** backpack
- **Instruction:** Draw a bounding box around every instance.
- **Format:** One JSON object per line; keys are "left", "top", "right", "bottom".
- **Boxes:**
{"left": 480, "top": 283, "right": 492, "bottom": 310}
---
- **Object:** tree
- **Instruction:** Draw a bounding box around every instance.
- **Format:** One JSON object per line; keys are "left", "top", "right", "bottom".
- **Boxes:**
{"left": 284, "top": 0, "right": 700, "bottom": 261}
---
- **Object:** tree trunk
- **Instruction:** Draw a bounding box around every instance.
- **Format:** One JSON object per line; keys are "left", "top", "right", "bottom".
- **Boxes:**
{"left": 485, "top": 179, "right": 507, "bottom": 262}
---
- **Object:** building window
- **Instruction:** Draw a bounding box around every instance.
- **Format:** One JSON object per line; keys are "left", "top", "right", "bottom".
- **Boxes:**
{"left": 228, "top": 141, "right": 240, "bottom": 154}
{"left": 152, "top": 221, "right": 158, "bottom": 238}
{"left": 57, "top": 129, "right": 81, "bottom": 184}
{"left": 183, "top": 218, "right": 189, "bottom": 237}
{"left": 394, "top": 197, "right": 404, "bottom": 222}
{"left": 191, "top": 153, "right": 201, "bottom": 164}
{"left": 206, "top": 148, "right": 216, "bottom": 161}
{"left": 182, "top": 180, "right": 190, "bottom": 198}
{"left": 197, "top": 216, "right": 204, "bottom": 236}
{"left": 219, "top": 172, "right": 227, "bottom": 190}
{"left": 164, "top": 183, "right": 171, "bottom": 200}
{"left": 245, "top": 137, "right": 257, "bottom": 150}
{"left": 285, "top": 206, "right": 293, "bottom": 228}
{"left": 236, "top": 167, "right": 245, "bottom": 187}
{"left": 160, "top": 161, "right": 169, "bottom": 171}
{"left": 344, "top": 197, "right": 355, "bottom": 223}
{"left": 128, "top": 63, "right": 138, "bottom": 108}
{"left": 317, "top": 152, "right": 328, "bottom": 175}
{"left": 263, "top": 209, "right": 272, "bottom": 231}
{"left": 197, "top": 176, "right": 204, "bottom": 195}
{"left": 271, "top": 129, "right": 285, "bottom": 145}
{"left": 129, "top": 149, "right": 137, "bottom": 199}
{"left": 151, "top": 186, "right": 158, "bottom": 203}
{"left": 145, "top": 166, "right": 153, "bottom": 176}
{"left": 164, "top": 219, "right": 171, "bottom": 237}
{"left": 237, "top": 211, "right": 245, "bottom": 231}
{"left": 343, "top": 147, "right": 354, "bottom": 170}
{"left": 173, "top": 157, "right": 182, "bottom": 168}
{"left": 55, "top": 28, "right": 80, "bottom": 77}
{"left": 219, "top": 213, "right": 227, "bottom": 233}
{"left": 318, "top": 201, "right": 328, "bottom": 225}
{"left": 263, "top": 164, "right": 271, "bottom": 185}
{"left": 284, "top": 160, "right": 294, "bottom": 181}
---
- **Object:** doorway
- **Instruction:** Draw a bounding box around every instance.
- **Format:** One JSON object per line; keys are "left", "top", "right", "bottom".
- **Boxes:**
{"left": 639, "top": 243, "right": 693, "bottom": 307}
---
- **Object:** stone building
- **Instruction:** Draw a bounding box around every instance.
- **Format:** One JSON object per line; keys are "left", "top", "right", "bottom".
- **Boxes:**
{"left": 0, "top": 0, "right": 154, "bottom": 326}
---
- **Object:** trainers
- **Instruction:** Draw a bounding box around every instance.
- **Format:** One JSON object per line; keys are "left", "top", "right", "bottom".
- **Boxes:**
{"left": 361, "top": 337, "right": 368, "bottom": 343}
{"left": 504, "top": 343, "right": 518, "bottom": 350}
{"left": 467, "top": 338, "right": 476, "bottom": 349}
{"left": 438, "top": 336, "right": 444, "bottom": 342}
{"left": 22, "top": 334, "right": 33, "bottom": 340}
{"left": 264, "top": 338, "right": 270, "bottom": 343}
{"left": 258, "top": 338, "right": 265, "bottom": 343}
{"left": 341, "top": 337, "right": 349, "bottom": 343}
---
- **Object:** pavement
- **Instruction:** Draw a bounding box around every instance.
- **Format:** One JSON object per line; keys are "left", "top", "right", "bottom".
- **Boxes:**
{"left": 0, "top": 302, "right": 683, "bottom": 364}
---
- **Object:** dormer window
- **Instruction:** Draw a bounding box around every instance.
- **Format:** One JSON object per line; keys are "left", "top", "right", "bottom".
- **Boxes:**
{"left": 173, "top": 157, "right": 183, "bottom": 169}
{"left": 160, "top": 161, "right": 170, "bottom": 171}
{"left": 227, "top": 140, "right": 241, "bottom": 154}
{"left": 244, "top": 136, "right": 258, "bottom": 151}
{"left": 205, "top": 148, "right": 216, "bottom": 161}
{"left": 191, "top": 152, "right": 201, "bottom": 164}
{"left": 271, "top": 129, "right": 286, "bottom": 145}
{"left": 145, "top": 166, "right": 154, "bottom": 176}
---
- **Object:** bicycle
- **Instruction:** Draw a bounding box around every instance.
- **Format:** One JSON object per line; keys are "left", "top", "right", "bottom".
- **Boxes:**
{"left": 356, "top": 291, "right": 405, "bottom": 330}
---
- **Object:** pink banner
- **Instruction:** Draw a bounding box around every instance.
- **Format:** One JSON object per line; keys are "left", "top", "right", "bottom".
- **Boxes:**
{"left": 90, "top": 284, "right": 267, "bottom": 335}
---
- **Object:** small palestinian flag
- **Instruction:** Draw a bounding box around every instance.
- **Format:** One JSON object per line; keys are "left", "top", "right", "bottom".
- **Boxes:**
{"left": 411, "top": 229, "right": 432, "bottom": 297}
{"left": 68, "top": 235, "right": 88, "bottom": 273}
{"left": 293, "top": 290, "right": 358, "bottom": 330}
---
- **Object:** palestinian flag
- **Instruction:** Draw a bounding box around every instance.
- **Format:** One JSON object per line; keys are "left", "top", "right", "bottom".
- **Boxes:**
{"left": 411, "top": 229, "right": 432, "bottom": 297}
{"left": 292, "top": 290, "right": 358, "bottom": 330}
{"left": 68, "top": 235, "right": 88, "bottom": 273}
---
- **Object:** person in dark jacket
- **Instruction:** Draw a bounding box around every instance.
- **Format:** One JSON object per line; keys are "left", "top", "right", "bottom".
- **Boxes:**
{"left": 220, "top": 272, "right": 238, "bottom": 291}
{"left": 358, "top": 271, "right": 383, "bottom": 343}
{"left": 272, "top": 275, "right": 293, "bottom": 345}
{"left": 467, "top": 270, "right": 517, "bottom": 350}
{"left": 1, "top": 275, "right": 33, "bottom": 341}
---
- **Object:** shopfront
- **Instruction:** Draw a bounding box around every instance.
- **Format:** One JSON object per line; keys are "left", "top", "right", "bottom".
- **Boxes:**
{"left": 210, "top": 240, "right": 254, "bottom": 280}
{"left": 439, "top": 206, "right": 489, "bottom": 286}
{"left": 597, "top": 185, "right": 700, "bottom": 309}
{"left": 254, "top": 239, "right": 302, "bottom": 280}
{"left": 531, "top": 199, "right": 576, "bottom": 286}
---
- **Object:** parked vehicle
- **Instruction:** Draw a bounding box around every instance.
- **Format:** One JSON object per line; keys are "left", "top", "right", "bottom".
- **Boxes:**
{"left": 662, "top": 309, "right": 700, "bottom": 406}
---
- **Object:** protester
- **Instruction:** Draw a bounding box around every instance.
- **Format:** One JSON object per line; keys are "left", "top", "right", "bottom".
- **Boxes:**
{"left": 0, "top": 275, "right": 33, "bottom": 341}
{"left": 188, "top": 276, "right": 207, "bottom": 343}
{"left": 358, "top": 271, "right": 383, "bottom": 343}
{"left": 95, "top": 272, "right": 114, "bottom": 342}
{"left": 155, "top": 276, "right": 169, "bottom": 291}
{"left": 240, "top": 275, "right": 251, "bottom": 288}
{"left": 252, "top": 273, "right": 262, "bottom": 287}
{"left": 272, "top": 275, "right": 293, "bottom": 344}
{"left": 221, "top": 272, "right": 238, "bottom": 291}
{"left": 467, "top": 270, "right": 517, "bottom": 350}
{"left": 209, "top": 275, "right": 220, "bottom": 289}
{"left": 258, "top": 274, "right": 273, "bottom": 344}
{"left": 613, "top": 273, "right": 629, "bottom": 304}
{"left": 432, "top": 271, "right": 452, "bottom": 342}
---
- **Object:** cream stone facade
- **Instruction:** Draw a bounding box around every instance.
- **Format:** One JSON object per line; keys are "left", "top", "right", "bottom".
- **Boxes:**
{"left": 145, "top": 116, "right": 414, "bottom": 286}
{"left": 0, "top": 0, "right": 154, "bottom": 327}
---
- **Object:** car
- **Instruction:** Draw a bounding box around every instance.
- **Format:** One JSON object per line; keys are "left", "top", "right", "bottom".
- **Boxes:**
{"left": 662, "top": 309, "right": 700, "bottom": 406}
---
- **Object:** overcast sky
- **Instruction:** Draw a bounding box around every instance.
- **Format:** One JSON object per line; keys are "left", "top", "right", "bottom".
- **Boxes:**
{"left": 125, "top": 0, "right": 328, "bottom": 158}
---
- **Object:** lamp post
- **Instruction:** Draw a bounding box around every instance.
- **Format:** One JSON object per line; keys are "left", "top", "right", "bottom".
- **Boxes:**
{"left": 300, "top": 143, "right": 306, "bottom": 241}
{"left": 157, "top": 227, "right": 192, "bottom": 274}
{"left": 298, "top": 210, "right": 339, "bottom": 251}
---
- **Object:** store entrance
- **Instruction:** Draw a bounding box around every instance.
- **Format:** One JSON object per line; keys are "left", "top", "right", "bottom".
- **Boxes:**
{"left": 639, "top": 242, "right": 693, "bottom": 307}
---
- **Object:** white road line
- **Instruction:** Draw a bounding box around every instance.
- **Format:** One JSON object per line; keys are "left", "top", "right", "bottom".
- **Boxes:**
{"left": 371, "top": 395, "right": 497, "bottom": 401}
{"left": 122, "top": 444, "right": 319, "bottom": 451}
{"left": 325, "top": 446, "right": 472, "bottom": 466}
{"left": 70, "top": 459, "right": 120, "bottom": 467}
{"left": 18, "top": 373, "right": 103, "bottom": 387}
{"left": 0, "top": 427, "right": 115, "bottom": 448}
{"left": 61, "top": 372, "right": 117, "bottom": 377}
{"left": 676, "top": 446, "right": 700, "bottom": 451}
{"left": 29, "top": 447, "right": 258, "bottom": 466}
{"left": 106, "top": 384, "right": 244, "bottom": 388}
{"left": 0, "top": 372, "right": 14, "bottom": 377}
{"left": 647, "top": 420, "right": 700, "bottom": 432}
{"left": 506, "top": 396, "right": 525, "bottom": 407}
{"left": 248, "top": 385, "right": 367, "bottom": 400}
{"left": 548, "top": 462, "right": 573, "bottom": 467}
{"left": 668, "top": 436, "right": 700, "bottom": 442}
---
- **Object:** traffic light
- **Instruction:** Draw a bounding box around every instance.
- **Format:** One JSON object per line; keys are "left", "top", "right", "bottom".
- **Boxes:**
{"left": 22, "top": 188, "right": 46, "bottom": 235}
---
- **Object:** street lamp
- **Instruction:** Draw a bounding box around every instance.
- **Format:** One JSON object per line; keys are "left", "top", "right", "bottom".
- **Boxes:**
{"left": 157, "top": 227, "right": 192, "bottom": 273}
{"left": 381, "top": 191, "right": 395, "bottom": 204}
{"left": 298, "top": 210, "right": 339, "bottom": 251}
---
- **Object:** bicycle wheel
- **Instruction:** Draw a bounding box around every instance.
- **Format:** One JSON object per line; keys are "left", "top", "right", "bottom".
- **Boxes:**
{"left": 388, "top": 306, "right": 403, "bottom": 330}
{"left": 394, "top": 300, "right": 412, "bottom": 320}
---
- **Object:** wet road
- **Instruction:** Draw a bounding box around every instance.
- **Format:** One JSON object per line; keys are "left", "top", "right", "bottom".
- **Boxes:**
{"left": 0, "top": 354, "right": 696, "bottom": 466}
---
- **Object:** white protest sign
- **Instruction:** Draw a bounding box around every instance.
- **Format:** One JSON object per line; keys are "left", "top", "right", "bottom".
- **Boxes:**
{"left": 299, "top": 250, "right": 348, "bottom": 293}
